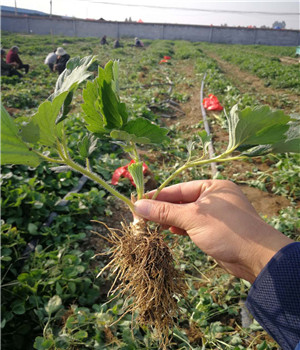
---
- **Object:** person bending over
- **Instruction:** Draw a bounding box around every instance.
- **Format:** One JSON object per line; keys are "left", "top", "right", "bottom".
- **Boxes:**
{"left": 1, "top": 49, "right": 22, "bottom": 78}
{"left": 6, "top": 46, "right": 29, "bottom": 74}
{"left": 44, "top": 50, "right": 57, "bottom": 72}
{"left": 53, "top": 47, "right": 70, "bottom": 75}
{"left": 134, "top": 180, "right": 300, "bottom": 350}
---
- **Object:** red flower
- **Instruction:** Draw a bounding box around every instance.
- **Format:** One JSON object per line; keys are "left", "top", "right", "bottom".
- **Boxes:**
{"left": 111, "top": 160, "right": 149, "bottom": 187}
{"left": 163, "top": 56, "right": 171, "bottom": 60}
{"left": 203, "top": 94, "right": 223, "bottom": 111}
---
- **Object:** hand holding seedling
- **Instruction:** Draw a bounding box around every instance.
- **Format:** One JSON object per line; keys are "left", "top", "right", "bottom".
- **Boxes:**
{"left": 134, "top": 180, "right": 294, "bottom": 283}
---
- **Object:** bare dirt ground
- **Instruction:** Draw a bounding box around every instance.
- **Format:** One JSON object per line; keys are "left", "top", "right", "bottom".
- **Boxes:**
{"left": 280, "top": 56, "right": 300, "bottom": 65}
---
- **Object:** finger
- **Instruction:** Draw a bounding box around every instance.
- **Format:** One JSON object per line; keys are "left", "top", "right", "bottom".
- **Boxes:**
{"left": 134, "top": 199, "right": 196, "bottom": 230}
{"left": 144, "top": 180, "right": 213, "bottom": 203}
{"left": 160, "top": 224, "right": 187, "bottom": 235}
{"left": 170, "top": 226, "right": 188, "bottom": 236}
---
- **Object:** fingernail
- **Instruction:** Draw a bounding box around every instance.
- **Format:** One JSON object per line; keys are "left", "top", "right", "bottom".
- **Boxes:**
{"left": 134, "top": 200, "right": 151, "bottom": 217}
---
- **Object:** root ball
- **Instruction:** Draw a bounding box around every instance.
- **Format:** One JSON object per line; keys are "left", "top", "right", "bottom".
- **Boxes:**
{"left": 97, "top": 220, "right": 187, "bottom": 345}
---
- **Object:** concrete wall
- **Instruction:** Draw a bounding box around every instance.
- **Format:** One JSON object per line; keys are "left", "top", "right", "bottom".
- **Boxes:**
{"left": 2, "top": 14, "right": 300, "bottom": 46}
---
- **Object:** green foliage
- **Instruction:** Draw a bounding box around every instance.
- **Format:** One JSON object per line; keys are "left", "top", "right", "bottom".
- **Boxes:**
{"left": 128, "top": 161, "right": 144, "bottom": 199}
{"left": 1, "top": 105, "right": 41, "bottom": 166}
{"left": 111, "top": 117, "right": 169, "bottom": 144}
{"left": 227, "top": 105, "right": 292, "bottom": 154}
{"left": 82, "top": 62, "right": 128, "bottom": 133}
{"left": 78, "top": 135, "right": 98, "bottom": 158}
{"left": 20, "top": 92, "right": 69, "bottom": 147}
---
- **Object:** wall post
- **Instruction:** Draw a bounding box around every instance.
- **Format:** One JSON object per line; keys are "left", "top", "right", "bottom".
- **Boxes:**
{"left": 253, "top": 28, "right": 258, "bottom": 44}
{"left": 209, "top": 26, "right": 214, "bottom": 42}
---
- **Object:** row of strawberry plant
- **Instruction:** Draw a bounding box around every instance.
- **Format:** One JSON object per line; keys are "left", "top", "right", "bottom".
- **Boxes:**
{"left": 200, "top": 43, "right": 300, "bottom": 93}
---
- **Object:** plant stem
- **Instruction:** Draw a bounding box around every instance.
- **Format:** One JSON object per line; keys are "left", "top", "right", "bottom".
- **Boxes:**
{"left": 152, "top": 154, "right": 247, "bottom": 200}
{"left": 34, "top": 151, "right": 64, "bottom": 164}
{"left": 152, "top": 162, "right": 190, "bottom": 199}
{"left": 131, "top": 141, "right": 139, "bottom": 162}
{"left": 62, "top": 153, "right": 134, "bottom": 212}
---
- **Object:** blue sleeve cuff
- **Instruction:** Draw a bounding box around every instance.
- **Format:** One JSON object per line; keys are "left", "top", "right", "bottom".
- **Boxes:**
{"left": 245, "top": 242, "right": 300, "bottom": 350}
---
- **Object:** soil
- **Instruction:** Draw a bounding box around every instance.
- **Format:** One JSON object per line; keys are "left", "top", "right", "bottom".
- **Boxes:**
{"left": 4, "top": 106, "right": 22, "bottom": 117}
{"left": 279, "top": 56, "right": 300, "bottom": 65}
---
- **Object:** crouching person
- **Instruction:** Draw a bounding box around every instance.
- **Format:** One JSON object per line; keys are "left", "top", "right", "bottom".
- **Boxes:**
{"left": 1, "top": 49, "right": 23, "bottom": 78}
{"left": 6, "top": 46, "right": 29, "bottom": 74}
{"left": 53, "top": 47, "right": 70, "bottom": 75}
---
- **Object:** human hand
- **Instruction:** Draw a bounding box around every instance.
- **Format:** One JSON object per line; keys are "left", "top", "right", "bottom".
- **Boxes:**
{"left": 134, "top": 180, "right": 293, "bottom": 283}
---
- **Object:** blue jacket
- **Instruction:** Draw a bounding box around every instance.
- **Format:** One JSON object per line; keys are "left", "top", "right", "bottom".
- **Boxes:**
{"left": 246, "top": 242, "right": 300, "bottom": 350}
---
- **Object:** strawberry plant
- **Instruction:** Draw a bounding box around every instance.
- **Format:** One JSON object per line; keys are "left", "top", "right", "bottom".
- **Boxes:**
{"left": 1, "top": 54, "right": 299, "bottom": 347}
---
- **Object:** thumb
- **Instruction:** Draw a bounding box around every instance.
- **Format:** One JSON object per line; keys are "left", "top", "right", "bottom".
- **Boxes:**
{"left": 134, "top": 199, "right": 193, "bottom": 229}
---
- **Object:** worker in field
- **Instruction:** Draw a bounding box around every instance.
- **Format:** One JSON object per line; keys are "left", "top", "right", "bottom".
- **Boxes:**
{"left": 134, "top": 37, "right": 144, "bottom": 47}
{"left": 44, "top": 49, "right": 57, "bottom": 72}
{"left": 53, "top": 47, "right": 70, "bottom": 75}
{"left": 1, "top": 49, "right": 23, "bottom": 78}
{"left": 6, "top": 46, "right": 29, "bottom": 74}
{"left": 100, "top": 35, "right": 108, "bottom": 45}
{"left": 113, "top": 39, "right": 122, "bottom": 49}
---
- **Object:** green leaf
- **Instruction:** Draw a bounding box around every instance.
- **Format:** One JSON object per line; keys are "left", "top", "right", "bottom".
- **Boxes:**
{"left": 56, "top": 282, "right": 63, "bottom": 295}
{"left": 12, "top": 300, "right": 26, "bottom": 315}
{"left": 102, "top": 60, "right": 114, "bottom": 84}
{"left": 128, "top": 162, "right": 144, "bottom": 198}
{"left": 33, "top": 337, "right": 45, "bottom": 350}
{"left": 20, "top": 92, "right": 69, "bottom": 146}
{"left": 28, "top": 223, "right": 38, "bottom": 235}
{"left": 56, "top": 90, "right": 73, "bottom": 125}
{"left": 51, "top": 56, "right": 97, "bottom": 124}
{"left": 73, "top": 330, "right": 88, "bottom": 340}
{"left": 33, "top": 337, "right": 54, "bottom": 350}
{"left": 122, "top": 118, "right": 169, "bottom": 144}
{"left": 227, "top": 105, "right": 291, "bottom": 152}
{"left": 82, "top": 60, "right": 128, "bottom": 134}
{"left": 271, "top": 120, "right": 300, "bottom": 153}
{"left": 241, "top": 119, "right": 300, "bottom": 156}
{"left": 78, "top": 135, "right": 98, "bottom": 158}
{"left": 198, "top": 130, "right": 212, "bottom": 154}
{"left": 45, "top": 295, "right": 62, "bottom": 314}
{"left": 51, "top": 55, "right": 97, "bottom": 99}
{"left": 110, "top": 130, "right": 150, "bottom": 144}
{"left": 101, "top": 80, "right": 124, "bottom": 129}
{"left": 81, "top": 80, "right": 106, "bottom": 133}
{"left": 112, "top": 60, "right": 120, "bottom": 95}
{"left": 0, "top": 105, "right": 41, "bottom": 166}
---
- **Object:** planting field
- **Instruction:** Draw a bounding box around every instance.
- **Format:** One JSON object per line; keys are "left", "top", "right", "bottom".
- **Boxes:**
{"left": 1, "top": 32, "right": 299, "bottom": 350}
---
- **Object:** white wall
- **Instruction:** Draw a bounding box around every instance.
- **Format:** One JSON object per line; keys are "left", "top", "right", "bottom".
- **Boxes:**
{"left": 2, "top": 15, "right": 300, "bottom": 46}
